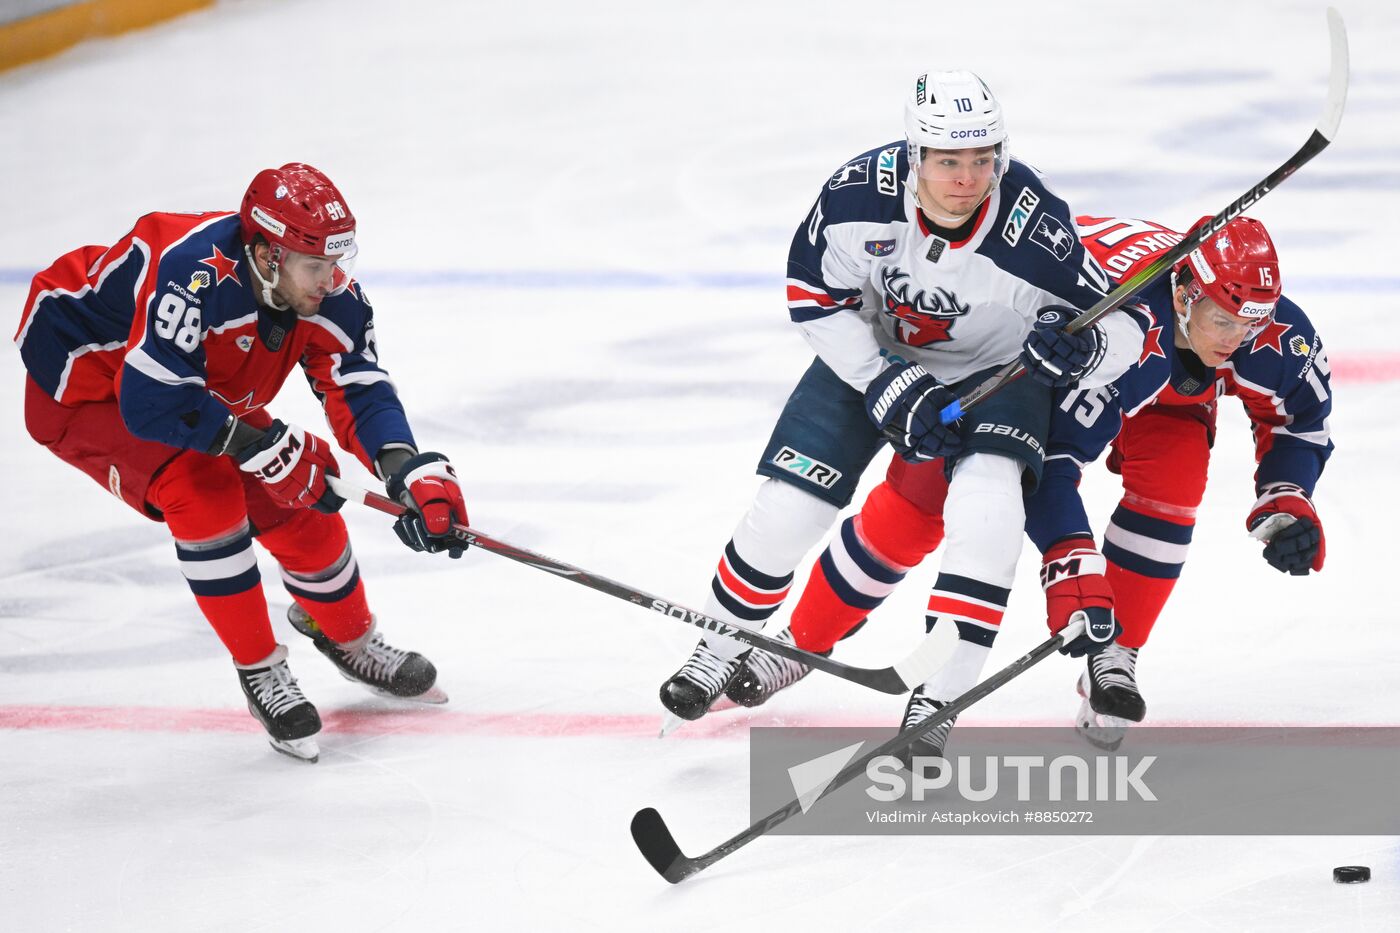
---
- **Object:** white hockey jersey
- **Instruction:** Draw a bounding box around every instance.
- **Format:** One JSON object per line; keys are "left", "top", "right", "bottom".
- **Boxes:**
{"left": 785, "top": 142, "right": 1144, "bottom": 391}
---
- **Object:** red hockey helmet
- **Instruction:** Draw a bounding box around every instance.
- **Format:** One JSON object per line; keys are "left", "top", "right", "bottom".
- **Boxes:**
{"left": 1172, "top": 215, "right": 1282, "bottom": 322}
{"left": 240, "top": 163, "right": 357, "bottom": 258}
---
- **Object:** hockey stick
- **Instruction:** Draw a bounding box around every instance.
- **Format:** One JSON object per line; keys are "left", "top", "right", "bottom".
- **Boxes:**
{"left": 630, "top": 620, "right": 1082, "bottom": 883}
{"left": 326, "top": 475, "right": 944, "bottom": 695}
{"left": 938, "top": 6, "right": 1349, "bottom": 426}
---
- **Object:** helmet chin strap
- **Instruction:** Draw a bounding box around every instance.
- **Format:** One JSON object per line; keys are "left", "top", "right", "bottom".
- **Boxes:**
{"left": 245, "top": 244, "right": 289, "bottom": 311}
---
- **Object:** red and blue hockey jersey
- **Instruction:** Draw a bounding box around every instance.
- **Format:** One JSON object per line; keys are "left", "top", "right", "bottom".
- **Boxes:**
{"left": 14, "top": 211, "right": 414, "bottom": 470}
{"left": 1025, "top": 215, "right": 1333, "bottom": 548}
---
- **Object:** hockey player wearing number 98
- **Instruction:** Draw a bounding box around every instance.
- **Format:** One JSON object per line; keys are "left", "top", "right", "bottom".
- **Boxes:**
{"left": 14, "top": 163, "right": 469, "bottom": 762}
{"left": 655, "top": 70, "right": 1147, "bottom": 735}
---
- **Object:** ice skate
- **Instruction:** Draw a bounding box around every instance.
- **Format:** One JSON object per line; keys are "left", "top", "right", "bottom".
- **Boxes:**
{"left": 724, "top": 628, "right": 827, "bottom": 708}
{"left": 288, "top": 605, "right": 447, "bottom": 704}
{"left": 235, "top": 644, "right": 321, "bottom": 762}
{"left": 1075, "top": 644, "right": 1144, "bottom": 751}
{"left": 898, "top": 684, "right": 956, "bottom": 773}
{"left": 658, "top": 639, "right": 744, "bottom": 735}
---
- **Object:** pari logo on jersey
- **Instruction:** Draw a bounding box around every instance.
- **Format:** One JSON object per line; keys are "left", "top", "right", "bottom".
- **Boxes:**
{"left": 879, "top": 266, "right": 968, "bottom": 347}
{"left": 865, "top": 240, "right": 897, "bottom": 257}
{"left": 1001, "top": 187, "right": 1041, "bottom": 248}
{"left": 876, "top": 146, "right": 900, "bottom": 196}
{"left": 771, "top": 447, "right": 842, "bottom": 490}
{"left": 830, "top": 157, "right": 871, "bottom": 190}
{"left": 1031, "top": 215, "right": 1074, "bottom": 261}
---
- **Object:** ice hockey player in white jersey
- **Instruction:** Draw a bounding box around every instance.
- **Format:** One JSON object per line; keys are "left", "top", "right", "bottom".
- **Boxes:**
{"left": 656, "top": 69, "right": 1146, "bottom": 741}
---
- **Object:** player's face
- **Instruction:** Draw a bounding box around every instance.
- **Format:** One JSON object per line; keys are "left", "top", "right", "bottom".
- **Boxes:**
{"left": 916, "top": 147, "right": 997, "bottom": 221}
{"left": 1175, "top": 289, "right": 1257, "bottom": 366}
{"left": 275, "top": 251, "right": 345, "bottom": 316}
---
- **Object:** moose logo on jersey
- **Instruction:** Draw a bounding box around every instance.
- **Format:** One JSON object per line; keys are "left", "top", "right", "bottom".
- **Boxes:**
{"left": 829, "top": 157, "right": 871, "bottom": 190}
{"left": 1031, "top": 215, "right": 1074, "bottom": 261}
{"left": 879, "top": 266, "right": 969, "bottom": 347}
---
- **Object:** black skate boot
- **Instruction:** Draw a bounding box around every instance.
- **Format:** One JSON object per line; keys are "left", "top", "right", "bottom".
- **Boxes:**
{"left": 897, "top": 685, "right": 957, "bottom": 774}
{"left": 658, "top": 639, "right": 744, "bottom": 733}
{"left": 235, "top": 644, "right": 321, "bottom": 762}
{"left": 288, "top": 605, "right": 446, "bottom": 704}
{"left": 725, "top": 628, "right": 829, "bottom": 708}
{"left": 1075, "top": 644, "right": 1144, "bottom": 751}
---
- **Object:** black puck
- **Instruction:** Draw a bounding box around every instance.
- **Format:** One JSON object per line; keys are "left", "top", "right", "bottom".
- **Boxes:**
{"left": 1333, "top": 865, "right": 1370, "bottom": 884}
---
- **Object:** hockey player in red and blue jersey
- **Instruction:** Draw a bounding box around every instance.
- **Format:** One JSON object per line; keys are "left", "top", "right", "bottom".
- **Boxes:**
{"left": 726, "top": 213, "right": 1330, "bottom": 753}
{"left": 1025, "top": 213, "right": 1329, "bottom": 748}
{"left": 655, "top": 69, "right": 1146, "bottom": 745}
{"left": 15, "top": 163, "right": 469, "bottom": 762}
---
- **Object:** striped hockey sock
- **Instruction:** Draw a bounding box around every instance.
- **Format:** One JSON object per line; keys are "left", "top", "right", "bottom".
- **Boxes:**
{"left": 175, "top": 520, "right": 276, "bottom": 666}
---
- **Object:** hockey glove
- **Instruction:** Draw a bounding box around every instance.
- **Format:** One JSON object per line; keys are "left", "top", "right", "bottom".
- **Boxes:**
{"left": 386, "top": 452, "right": 469, "bottom": 559}
{"left": 1247, "top": 482, "right": 1325, "bottom": 575}
{"left": 235, "top": 420, "right": 344, "bottom": 514}
{"left": 864, "top": 362, "right": 963, "bottom": 462}
{"left": 1041, "top": 536, "right": 1120, "bottom": 657}
{"left": 1020, "top": 305, "right": 1107, "bottom": 388}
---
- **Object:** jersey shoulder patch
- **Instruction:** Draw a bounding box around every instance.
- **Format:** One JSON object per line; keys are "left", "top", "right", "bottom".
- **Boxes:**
{"left": 818, "top": 141, "right": 909, "bottom": 225}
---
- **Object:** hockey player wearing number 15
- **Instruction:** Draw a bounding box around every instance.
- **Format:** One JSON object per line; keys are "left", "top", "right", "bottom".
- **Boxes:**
{"left": 655, "top": 69, "right": 1147, "bottom": 734}
{"left": 14, "top": 163, "right": 469, "bottom": 762}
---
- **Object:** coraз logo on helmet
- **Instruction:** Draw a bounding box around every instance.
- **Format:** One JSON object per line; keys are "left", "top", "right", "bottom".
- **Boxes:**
{"left": 323, "top": 232, "right": 356, "bottom": 255}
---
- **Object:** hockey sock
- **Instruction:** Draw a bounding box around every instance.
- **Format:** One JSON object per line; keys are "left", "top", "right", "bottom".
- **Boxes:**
{"left": 1102, "top": 502, "right": 1195, "bottom": 650}
{"left": 789, "top": 482, "right": 944, "bottom": 653}
{"left": 704, "top": 479, "right": 838, "bottom": 661}
{"left": 920, "top": 454, "right": 1021, "bottom": 698}
{"left": 174, "top": 520, "right": 276, "bottom": 666}
{"left": 258, "top": 509, "right": 372, "bottom": 644}
{"left": 151, "top": 456, "right": 276, "bottom": 665}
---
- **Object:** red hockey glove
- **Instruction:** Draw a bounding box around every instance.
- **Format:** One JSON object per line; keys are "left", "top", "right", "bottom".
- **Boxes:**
{"left": 1040, "top": 536, "right": 1120, "bottom": 657}
{"left": 1247, "top": 482, "right": 1325, "bottom": 575}
{"left": 235, "top": 420, "right": 344, "bottom": 514}
{"left": 386, "top": 452, "right": 469, "bottom": 558}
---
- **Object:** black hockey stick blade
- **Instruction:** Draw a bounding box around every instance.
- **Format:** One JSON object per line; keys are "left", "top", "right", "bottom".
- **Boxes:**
{"left": 630, "top": 808, "right": 694, "bottom": 883}
{"left": 327, "top": 476, "right": 943, "bottom": 695}
{"left": 938, "top": 7, "right": 1349, "bottom": 425}
{"left": 631, "top": 625, "right": 1076, "bottom": 883}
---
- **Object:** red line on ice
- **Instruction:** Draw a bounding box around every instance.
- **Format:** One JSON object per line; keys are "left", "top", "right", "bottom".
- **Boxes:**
{"left": 0, "top": 704, "right": 1392, "bottom": 738}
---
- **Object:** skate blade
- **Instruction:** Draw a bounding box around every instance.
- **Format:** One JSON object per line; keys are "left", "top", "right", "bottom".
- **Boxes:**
{"left": 658, "top": 713, "right": 687, "bottom": 738}
{"left": 270, "top": 736, "right": 320, "bottom": 762}
{"left": 369, "top": 684, "right": 449, "bottom": 705}
{"left": 1075, "top": 702, "right": 1131, "bottom": 752}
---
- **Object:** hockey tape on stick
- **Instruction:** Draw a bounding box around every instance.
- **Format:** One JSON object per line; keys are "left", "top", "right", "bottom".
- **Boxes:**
{"left": 938, "top": 7, "right": 1349, "bottom": 426}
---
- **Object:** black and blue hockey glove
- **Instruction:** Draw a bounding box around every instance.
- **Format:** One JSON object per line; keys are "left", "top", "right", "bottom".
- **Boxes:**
{"left": 864, "top": 362, "right": 963, "bottom": 462}
{"left": 1020, "top": 305, "right": 1107, "bottom": 388}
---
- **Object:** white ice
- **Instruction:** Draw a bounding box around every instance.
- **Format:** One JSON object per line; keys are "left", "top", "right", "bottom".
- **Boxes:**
{"left": 2, "top": 1, "right": 1399, "bottom": 930}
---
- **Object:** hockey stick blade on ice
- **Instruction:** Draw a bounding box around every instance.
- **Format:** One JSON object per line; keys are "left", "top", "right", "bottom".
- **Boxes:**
{"left": 630, "top": 622, "right": 1080, "bottom": 883}
{"left": 326, "top": 475, "right": 943, "bottom": 695}
{"left": 938, "top": 7, "right": 1349, "bottom": 425}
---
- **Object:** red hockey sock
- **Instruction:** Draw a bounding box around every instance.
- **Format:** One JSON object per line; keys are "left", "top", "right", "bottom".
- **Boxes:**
{"left": 789, "top": 481, "right": 944, "bottom": 652}
{"left": 151, "top": 454, "right": 277, "bottom": 666}
{"left": 257, "top": 508, "right": 372, "bottom": 644}
{"left": 1105, "top": 563, "right": 1178, "bottom": 649}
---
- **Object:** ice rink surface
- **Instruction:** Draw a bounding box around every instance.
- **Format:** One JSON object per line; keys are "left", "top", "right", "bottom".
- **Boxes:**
{"left": 3, "top": 0, "right": 1399, "bottom": 929}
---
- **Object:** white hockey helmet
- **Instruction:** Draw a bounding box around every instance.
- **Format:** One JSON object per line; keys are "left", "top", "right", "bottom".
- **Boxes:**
{"left": 904, "top": 70, "right": 1010, "bottom": 190}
